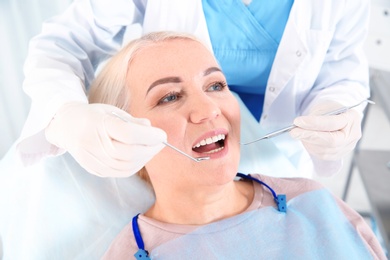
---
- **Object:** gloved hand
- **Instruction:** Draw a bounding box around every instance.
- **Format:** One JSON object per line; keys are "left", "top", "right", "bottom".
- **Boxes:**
{"left": 290, "top": 101, "right": 363, "bottom": 161}
{"left": 45, "top": 102, "right": 167, "bottom": 177}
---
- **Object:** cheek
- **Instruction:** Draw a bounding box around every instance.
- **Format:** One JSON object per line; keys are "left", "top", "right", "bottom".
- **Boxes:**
{"left": 149, "top": 115, "right": 185, "bottom": 143}
{"left": 224, "top": 97, "right": 241, "bottom": 135}
{"left": 127, "top": 98, "right": 142, "bottom": 117}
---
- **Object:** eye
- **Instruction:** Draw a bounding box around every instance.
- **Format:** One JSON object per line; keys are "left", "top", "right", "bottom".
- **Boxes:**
{"left": 207, "top": 81, "right": 227, "bottom": 92}
{"left": 158, "top": 91, "right": 182, "bottom": 105}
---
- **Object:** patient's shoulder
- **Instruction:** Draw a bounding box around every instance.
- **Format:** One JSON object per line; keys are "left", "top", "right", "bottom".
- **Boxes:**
{"left": 250, "top": 173, "right": 325, "bottom": 200}
{"left": 102, "top": 222, "right": 138, "bottom": 259}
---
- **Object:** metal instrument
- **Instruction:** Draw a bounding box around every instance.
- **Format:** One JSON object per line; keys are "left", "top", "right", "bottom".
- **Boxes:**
{"left": 240, "top": 99, "right": 375, "bottom": 145}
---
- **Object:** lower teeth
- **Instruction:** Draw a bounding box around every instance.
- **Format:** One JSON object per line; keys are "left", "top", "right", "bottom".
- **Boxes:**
{"left": 204, "top": 146, "right": 224, "bottom": 154}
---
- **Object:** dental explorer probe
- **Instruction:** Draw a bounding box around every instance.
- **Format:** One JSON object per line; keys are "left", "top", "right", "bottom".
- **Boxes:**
{"left": 111, "top": 112, "right": 210, "bottom": 162}
{"left": 240, "top": 99, "right": 375, "bottom": 146}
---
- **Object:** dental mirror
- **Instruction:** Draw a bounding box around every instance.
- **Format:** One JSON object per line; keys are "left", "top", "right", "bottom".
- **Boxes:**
{"left": 111, "top": 112, "right": 210, "bottom": 162}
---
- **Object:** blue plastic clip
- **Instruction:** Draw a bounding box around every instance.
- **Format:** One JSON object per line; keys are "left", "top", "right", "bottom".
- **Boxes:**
{"left": 277, "top": 194, "right": 287, "bottom": 212}
{"left": 134, "top": 249, "right": 151, "bottom": 260}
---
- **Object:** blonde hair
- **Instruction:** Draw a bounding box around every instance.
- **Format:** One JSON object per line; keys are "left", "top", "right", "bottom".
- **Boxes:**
{"left": 88, "top": 31, "right": 206, "bottom": 183}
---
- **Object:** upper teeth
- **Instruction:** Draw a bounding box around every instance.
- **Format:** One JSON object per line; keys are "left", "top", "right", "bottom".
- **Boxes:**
{"left": 193, "top": 134, "right": 225, "bottom": 148}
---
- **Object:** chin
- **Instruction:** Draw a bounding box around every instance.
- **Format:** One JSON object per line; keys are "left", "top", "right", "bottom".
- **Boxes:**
{"left": 201, "top": 159, "right": 240, "bottom": 185}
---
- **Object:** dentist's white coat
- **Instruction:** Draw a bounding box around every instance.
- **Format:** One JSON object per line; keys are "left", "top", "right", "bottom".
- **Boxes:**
{"left": 18, "top": 0, "right": 370, "bottom": 177}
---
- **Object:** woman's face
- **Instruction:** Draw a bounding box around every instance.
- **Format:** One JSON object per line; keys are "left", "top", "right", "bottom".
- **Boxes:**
{"left": 127, "top": 39, "right": 241, "bottom": 188}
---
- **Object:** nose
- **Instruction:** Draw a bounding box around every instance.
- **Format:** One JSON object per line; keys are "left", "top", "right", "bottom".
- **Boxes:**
{"left": 189, "top": 94, "right": 221, "bottom": 124}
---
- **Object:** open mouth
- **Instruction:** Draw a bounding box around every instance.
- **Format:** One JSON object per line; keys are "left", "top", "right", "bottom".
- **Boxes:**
{"left": 192, "top": 134, "right": 226, "bottom": 154}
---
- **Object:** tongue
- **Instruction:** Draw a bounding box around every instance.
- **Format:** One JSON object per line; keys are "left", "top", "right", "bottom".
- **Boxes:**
{"left": 193, "top": 143, "right": 219, "bottom": 153}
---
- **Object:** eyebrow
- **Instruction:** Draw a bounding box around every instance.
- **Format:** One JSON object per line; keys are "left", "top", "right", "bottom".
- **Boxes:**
{"left": 146, "top": 66, "right": 223, "bottom": 95}
{"left": 146, "top": 77, "right": 182, "bottom": 94}
{"left": 204, "top": 67, "right": 222, "bottom": 76}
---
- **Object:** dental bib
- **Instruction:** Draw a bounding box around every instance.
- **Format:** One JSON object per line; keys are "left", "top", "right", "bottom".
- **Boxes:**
{"left": 141, "top": 189, "right": 373, "bottom": 259}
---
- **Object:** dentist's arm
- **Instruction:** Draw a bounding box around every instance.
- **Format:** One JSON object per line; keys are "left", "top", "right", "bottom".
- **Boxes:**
{"left": 17, "top": 0, "right": 146, "bottom": 166}
{"left": 294, "top": 0, "right": 370, "bottom": 175}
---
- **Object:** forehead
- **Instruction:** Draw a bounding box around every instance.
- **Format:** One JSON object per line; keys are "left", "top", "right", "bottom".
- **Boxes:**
{"left": 128, "top": 39, "right": 218, "bottom": 77}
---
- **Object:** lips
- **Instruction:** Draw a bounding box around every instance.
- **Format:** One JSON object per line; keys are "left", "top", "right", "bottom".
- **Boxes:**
{"left": 192, "top": 134, "right": 226, "bottom": 154}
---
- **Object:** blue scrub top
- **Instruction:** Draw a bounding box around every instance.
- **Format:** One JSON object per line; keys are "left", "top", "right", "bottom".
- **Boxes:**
{"left": 202, "top": 0, "right": 293, "bottom": 120}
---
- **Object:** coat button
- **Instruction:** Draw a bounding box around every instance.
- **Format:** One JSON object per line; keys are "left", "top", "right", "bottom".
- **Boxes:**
{"left": 268, "top": 86, "right": 275, "bottom": 92}
{"left": 296, "top": 50, "right": 302, "bottom": 57}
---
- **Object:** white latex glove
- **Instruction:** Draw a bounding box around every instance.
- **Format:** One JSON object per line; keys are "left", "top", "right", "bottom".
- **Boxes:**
{"left": 45, "top": 102, "right": 167, "bottom": 177}
{"left": 290, "top": 101, "right": 363, "bottom": 161}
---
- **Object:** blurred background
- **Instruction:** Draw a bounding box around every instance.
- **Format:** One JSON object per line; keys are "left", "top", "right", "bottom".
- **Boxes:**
{"left": 0, "top": 0, "right": 72, "bottom": 157}
{"left": 0, "top": 0, "right": 389, "bottom": 254}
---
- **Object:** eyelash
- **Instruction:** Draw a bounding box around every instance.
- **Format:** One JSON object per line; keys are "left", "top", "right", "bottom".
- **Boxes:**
{"left": 207, "top": 81, "right": 228, "bottom": 92}
{"left": 157, "top": 81, "right": 228, "bottom": 105}
{"left": 157, "top": 91, "right": 183, "bottom": 105}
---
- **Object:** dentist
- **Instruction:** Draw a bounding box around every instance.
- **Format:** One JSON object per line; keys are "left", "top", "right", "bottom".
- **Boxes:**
{"left": 17, "top": 0, "right": 370, "bottom": 178}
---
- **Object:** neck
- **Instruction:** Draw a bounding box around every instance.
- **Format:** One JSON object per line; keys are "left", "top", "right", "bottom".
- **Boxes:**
{"left": 145, "top": 180, "right": 254, "bottom": 225}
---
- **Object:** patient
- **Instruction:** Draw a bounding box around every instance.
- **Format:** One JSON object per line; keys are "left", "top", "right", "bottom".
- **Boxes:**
{"left": 88, "top": 32, "right": 386, "bottom": 259}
